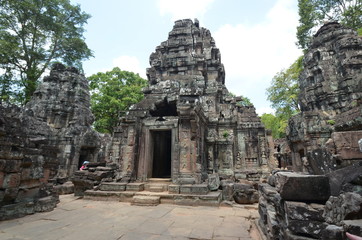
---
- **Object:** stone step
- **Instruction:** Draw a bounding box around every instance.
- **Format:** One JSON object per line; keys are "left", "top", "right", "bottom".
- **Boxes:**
{"left": 126, "top": 183, "right": 145, "bottom": 191}
{"left": 84, "top": 190, "right": 136, "bottom": 202}
{"left": 144, "top": 183, "right": 170, "bottom": 192}
{"left": 84, "top": 190, "right": 123, "bottom": 201}
{"left": 83, "top": 189, "right": 221, "bottom": 207}
{"left": 148, "top": 178, "right": 172, "bottom": 183}
{"left": 134, "top": 191, "right": 222, "bottom": 207}
{"left": 180, "top": 184, "right": 209, "bottom": 195}
{"left": 132, "top": 196, "right": 160, "bottom": 206}
{"left": 99, "top": 182, "right": 126, "bottom": 191}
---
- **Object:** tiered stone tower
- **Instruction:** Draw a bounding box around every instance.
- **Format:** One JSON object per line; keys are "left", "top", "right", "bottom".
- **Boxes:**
{"left": 109, "top": 19, "right": 274, "bottom": 184}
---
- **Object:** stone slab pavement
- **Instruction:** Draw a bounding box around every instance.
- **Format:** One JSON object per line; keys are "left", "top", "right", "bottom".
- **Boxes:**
{"left": 0, "top": 194, "right": 263, "bottom": 240}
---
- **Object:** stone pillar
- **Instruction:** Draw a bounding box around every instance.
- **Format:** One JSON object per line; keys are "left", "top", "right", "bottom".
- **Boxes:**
{"left": 179, "top": 120, "right": 193, "bottom": 173}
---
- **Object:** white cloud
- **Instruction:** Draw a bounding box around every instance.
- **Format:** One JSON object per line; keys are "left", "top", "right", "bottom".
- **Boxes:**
{"left": 112, "top": 55, "right": 147, "bottom": 79}
{"left": 157, "top": 0, "right": 214, "bottom": 20}
{"left": 256, "top": 106, "right": 275, "bottom": 116}
{"left": 213, "top": 0, "right": 302, "bottom": 112}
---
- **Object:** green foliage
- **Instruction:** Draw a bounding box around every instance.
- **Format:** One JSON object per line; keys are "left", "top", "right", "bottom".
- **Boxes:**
{"left": 358, "top": 28, "right": 362, "bottom": 35}
{"left": 327, "top": 120, "right": 336, "bottom": 125}
{"left": 0, "top": 0, "right": 92, "bottom": 104}
{"left": 267, "top": 56, "right": 302, "bottom": 120}
{"left": 222, "top": 131, "right": 229, "bottom": 138}
{"left": 236, "top": 96, "right": 253, "bottom": 107}
{"left": 296, "top": 0, "right": 362, "bottom": 49}
{"left": 261, "top": 113, "right": 287, "bottom": 139}
{"left": 228, "top": 92, "right": 253, "bottom": 107}
{"left": 89, "top": 67, "right": 147, "bottom": 133}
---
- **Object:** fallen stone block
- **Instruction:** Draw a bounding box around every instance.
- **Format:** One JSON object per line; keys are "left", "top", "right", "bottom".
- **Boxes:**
{"left": 275, "top": 172, "right": 330, "bottom": 202}
{"left": 321, "top": 225, "right": 344, "bottom": 240}
{"left": 287, "top": 220, "right": 327, "bottom": 239}
{"left": 343, "top": 219, "right": 362, "bottom": 238}
{"left": 284, "top": 201, "right": 324, "bottom": 221}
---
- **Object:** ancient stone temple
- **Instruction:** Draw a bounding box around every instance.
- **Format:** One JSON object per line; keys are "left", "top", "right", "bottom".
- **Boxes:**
{"left": 259, "top": 22, "right": 362, "bottom": 240}
{"left": 108, "top": 19, "right": 274, "bottom": 184}
{"left": 25, "top": 63, "right": 101, "bottom": 178}
{"left": 0, "top": 64, "right": 102, "bottom": 220}
{"left": 287, "top": 22, "right": 362, "bottom": 173}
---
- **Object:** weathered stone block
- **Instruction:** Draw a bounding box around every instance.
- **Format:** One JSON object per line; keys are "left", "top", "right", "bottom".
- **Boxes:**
{"left": 327, "top": 161, "right": 362, "bottom": 196}
{"left": 191, "top": 184, "right": 209, "bottom": 195}
{"left": 3, "top": 173, "right": 21, "bottom": 188}
{"left": 126, "top": 183, "right": 144, "bottom": 191}
{"left": 332, "top": 131, "right": 362, "bottom": 160}
{"left": 99, "top": 182, "right": 126, "bottom": 191}
{"left": 275, "top": 172, "right": 330, "bottom": 202}
{"left": 284, "top": 201, "right": 324, "bottom": 221}
{"left": 284, "top": 230, "right": 316, "bottom": 240}
{"left": 16, "top": 187, "right": 40, "bottom": 202}
{"left": 168, "top": 184, "right": 180, "bottom": 194}
{"left": 178, "top": 178, "right": 196, "bottom": 185}
{"left": 287, "top": 220, "right": 327, "bottom": 239}
{"left": 233, "top": 183, "right": 258, "bottom": 204}
{"left": 207, "top": 173, "right": 220, "bottom": 191}
{"left": 323, "top": 192, "right": 362, "bottom": 224}
{"left": 54, "top": 182, "right": 74, "bottom": 195}
{"left": 321, "top": 225, "right": 344, "bottom": 240}
{"left": 343, "top": 219, "right": 362, "bottom": 237}
{"left": 3, "top": 160, "right": 22, "bottom": 173}
{"left": 180, "top": 184, "right": 192, "bottom": 194}
{"left": 221, "top": 183, "right": 234, "bottom": 201}
{"left": 34, "top": 196, "right": 57, "bottom": 212}
{"left": 132, "top": 196, "right": 160, "bottom": 206}
{"left": 3, "top": 188, "right": 18, "bottom": 202}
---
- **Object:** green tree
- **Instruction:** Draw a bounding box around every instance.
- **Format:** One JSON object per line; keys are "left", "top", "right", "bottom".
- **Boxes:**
{"left": 261, "top": 113, "right": 287, "bottom": 139}
{"left": 267, "top": 57, "right": 302, "bottom": 118}
{"left": 0, "top": 0, "right": 92, "bottom": 103}
{"left": 266, "top": 56, "right": 303, "bottom": 138}
{"left": 297, "top": 0, "right": 362, "bottom": 49}
{"left": 89, "top": 67, "right": 147, "bottom": 133}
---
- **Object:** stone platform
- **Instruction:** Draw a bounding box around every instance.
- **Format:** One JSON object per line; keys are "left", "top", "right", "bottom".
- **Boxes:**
{"left": 84, "top": 180, "right": 222, "bottom": 206}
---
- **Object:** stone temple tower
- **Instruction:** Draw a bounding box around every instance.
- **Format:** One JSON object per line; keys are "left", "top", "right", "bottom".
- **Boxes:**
{"left": 109, "top": 19, "right": 275, "bottom": 184}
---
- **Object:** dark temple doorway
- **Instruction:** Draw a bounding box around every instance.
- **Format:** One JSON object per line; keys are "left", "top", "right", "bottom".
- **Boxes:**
{"left": 152, "top": 130, "right": 172, "bottom": 178}
{"left": 78, "top": 147, "right": 96, "bottom": 170}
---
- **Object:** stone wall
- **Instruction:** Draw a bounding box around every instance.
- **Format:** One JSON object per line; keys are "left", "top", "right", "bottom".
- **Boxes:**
{"left": 25, "top": 63, "right": 102, "bottom": 178}
{"left": 286, "top": 22, "right": 362, "bottom": 173}
{"left": 259, "top": 170, "right": 362, "bottom": 239}
{"left": 0, "top": 64, "right": 102, "bottom": 220}
{"left": 0, "top": 105, "right": 59, "bottom": 220}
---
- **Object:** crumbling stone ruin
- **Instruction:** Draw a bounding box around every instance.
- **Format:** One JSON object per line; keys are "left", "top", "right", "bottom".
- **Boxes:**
{"left": 287, "top": 22, "right": 362, "bottom": 173}
{"left": 73, "top": 19, "right": 275, "bottom": 206}
{"left": 0, "top": 64, "right": 101, "bottom": 220}
{"left": 259, "top": 22, "right": 362, "bottom": 239}
{"left": 26, "top": 63, "right": 101, "bottom": 178}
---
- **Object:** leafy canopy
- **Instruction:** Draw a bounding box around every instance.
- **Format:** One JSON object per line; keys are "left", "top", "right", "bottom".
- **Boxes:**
{"left": 265, "top": 57, "right": 303, "bottom": 138}
{"left": 0, "top": 0, "right": 92, "bottom": 104}
{"left": 267, "top": 56, "right": 302, "bottom": 118}
{"left": 88, "top": 67, "right": 147, "bottom": 133}
{"left": 296, "top": 0, "right": 362, "bottom": 49}
{"left": 260, "top": 113, "right": 287, "bottom": 139}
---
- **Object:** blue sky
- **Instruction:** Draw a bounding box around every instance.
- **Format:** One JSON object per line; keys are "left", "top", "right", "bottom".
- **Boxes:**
{"left": 70, "top": 0, "right": 302, "bottom": 115}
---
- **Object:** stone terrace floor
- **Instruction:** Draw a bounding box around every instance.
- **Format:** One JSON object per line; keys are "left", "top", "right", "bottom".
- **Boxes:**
{"left": 0, "top": 195, "right": 263, "bottom": 240}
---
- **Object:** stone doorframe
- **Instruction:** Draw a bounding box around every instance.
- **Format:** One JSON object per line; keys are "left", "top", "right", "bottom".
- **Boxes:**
{"left": 137, "top": 117, "right": 179, "bottom": 182}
